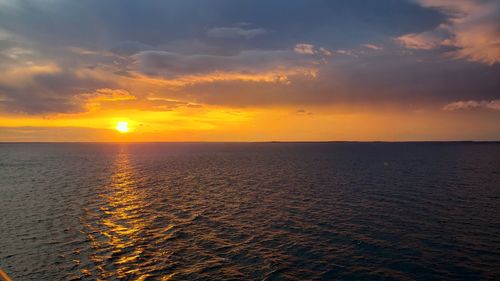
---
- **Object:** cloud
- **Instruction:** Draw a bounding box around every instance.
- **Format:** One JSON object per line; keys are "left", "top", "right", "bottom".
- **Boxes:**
{"left": 294, "top": 43, "right": 316, "bottom": 55}
{"left": 0, "top": 50, "right": 117, "bottom": 114}
{"left": 207, "top": 27, "right": 267, "bottom": 39}
{"left": 398, "top": 0, "right": 500, "bottom": 64}
{"left": 295, "top": 108, "right": 313, "bottom": 116}
{"left": 319, "top": 48, "right": 332, "bottom": 56}
{"left": 92, "top": 88, "right": 136, "bottom": 100}
{"left": 443, "top": 99, "right": 500, "bottom": 110}
{"left": 0, "top": 126, "right": 114, "bottom": 142}
{"left": 131, "top": 49, "right": 320, "bottom": 81}
{"left": 294, "top": 43, "right": 332, "bottom": 56}
{"left": 395, "top": 32, "right": 441, "bottom": 50}
{"left": 362, "top": 44, "right": 383, "bottom": 50}
{"left": 89, "top": 95, "right": 193, "bottom": 112}
{"left": 0, "top": 63, "right": 61, "bottom": 86}
{"left": 79, "top": 88, "right": 137, "bottom": 108}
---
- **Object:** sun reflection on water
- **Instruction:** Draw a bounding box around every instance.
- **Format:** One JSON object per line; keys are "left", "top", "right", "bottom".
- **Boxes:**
{"left": 80, "top": 146, "right": 172, "bottom": 280}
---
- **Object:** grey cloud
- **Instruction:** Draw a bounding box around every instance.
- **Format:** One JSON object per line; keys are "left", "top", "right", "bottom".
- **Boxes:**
{"left": 0, "top": 66, "right": 116, "bottom": 114}
{"left": 131, "top": 49, "right": 317, "bottom": 77}
{"left": 0, "top": 96, "right": 82, "bottom": 115}
{"left": 170, "top": 55, "right": 500, "bottom": 107}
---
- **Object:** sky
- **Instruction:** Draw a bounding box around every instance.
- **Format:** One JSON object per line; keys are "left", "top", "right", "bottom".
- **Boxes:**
{"left": 0, "top": 0, "right": 499, "bottom": 141}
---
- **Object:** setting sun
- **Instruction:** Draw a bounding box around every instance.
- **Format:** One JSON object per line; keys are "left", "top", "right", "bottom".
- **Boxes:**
{"left": 115, "top": 121, "right": 129, "bottom": 133}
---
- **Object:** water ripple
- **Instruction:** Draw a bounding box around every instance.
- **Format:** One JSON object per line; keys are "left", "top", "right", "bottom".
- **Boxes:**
{"left": 1, "top": 143, "right": 499, "bottom": 280}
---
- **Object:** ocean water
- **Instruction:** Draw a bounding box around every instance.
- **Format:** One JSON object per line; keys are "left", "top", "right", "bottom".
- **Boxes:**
{"left": 0, "top": 142, "right": 499, "bottom": 281}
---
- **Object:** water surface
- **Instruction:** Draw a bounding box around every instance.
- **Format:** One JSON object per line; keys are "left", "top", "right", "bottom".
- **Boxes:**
{"left": 1, "top": 143, "right": 499, "bottom": 280}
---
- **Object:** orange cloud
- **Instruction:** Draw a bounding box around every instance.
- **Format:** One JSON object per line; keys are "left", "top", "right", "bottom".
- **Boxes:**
{"left": 78, "top": 88, "right": 137, "bottom": 111}
{"left": 162, "top": 68, "right": 319, "bottom": 85}
{"left": 82, "top": 88, "right": 137, "bottom": 102}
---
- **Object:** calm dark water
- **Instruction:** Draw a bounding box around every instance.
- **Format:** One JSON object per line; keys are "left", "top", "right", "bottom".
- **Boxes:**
{"left": 0, "top": 142, "right": 499, "bottom": 281}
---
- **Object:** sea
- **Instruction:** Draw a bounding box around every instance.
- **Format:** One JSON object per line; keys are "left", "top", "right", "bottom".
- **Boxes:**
{"left": 0, "top": 142, "right": 499, "bottom": 280}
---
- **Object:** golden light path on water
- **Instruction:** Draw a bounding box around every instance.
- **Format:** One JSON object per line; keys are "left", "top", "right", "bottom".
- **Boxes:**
{"left": 81, "top": 147, "right": 174, "bottom": 281}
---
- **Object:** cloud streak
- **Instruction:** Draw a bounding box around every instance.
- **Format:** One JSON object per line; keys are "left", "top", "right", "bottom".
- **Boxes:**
{"left": 443, "top": 100, "right": 500, "bottom": 111}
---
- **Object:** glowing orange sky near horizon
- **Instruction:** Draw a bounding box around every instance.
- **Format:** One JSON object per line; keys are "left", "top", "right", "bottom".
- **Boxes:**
{"left": 1, "top": 104, "right": 499, "bottom": 142}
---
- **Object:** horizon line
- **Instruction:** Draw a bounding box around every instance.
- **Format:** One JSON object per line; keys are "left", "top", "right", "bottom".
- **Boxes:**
{"left": 1, "top": 140, "right": 499, "bottom": 144}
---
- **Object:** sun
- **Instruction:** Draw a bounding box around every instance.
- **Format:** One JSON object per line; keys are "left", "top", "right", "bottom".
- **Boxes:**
{"left": 115, "top": 121, "right": 129, "bottom": 133}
